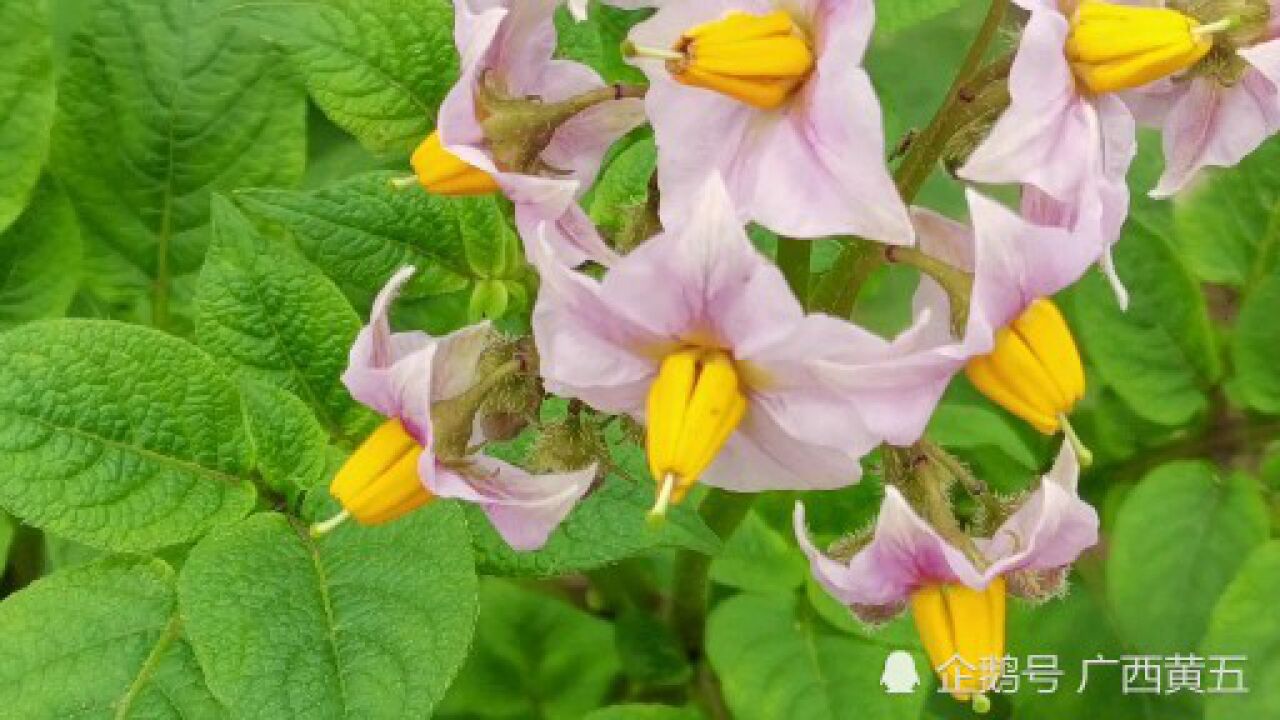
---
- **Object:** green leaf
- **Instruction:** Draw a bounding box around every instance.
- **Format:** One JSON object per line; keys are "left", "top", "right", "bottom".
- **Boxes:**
{"left": 236, "top": 173, "right": 526, "bottom": 310}
{"left": 1108, "top": 463, "right": 1269, "bottom": 654}
{"left": 196, "top": 197, "right": 374, "bottom": 443}
{"left": 555, "top": 2, "right": 649, "bottom": 85}
{"left": 179, "top": 506, "right": 478, "bottom": 719}
{"left": 439, "top": 578, "right": 620, "bottom": 720}
{"left": 468, "top": 474, "right": 720, "bottom": 577}
{"left": 588, "top": 134, "right": 657, "bottom": 239}
{"left": 707, "top": 593, "right": 928, "bottom": 720}
{"left": 1203, "top": 541, "right": 1280, "bottom": 720}
{"left": 51, "top": 0, "right": 305, "bottom": 327}
{"left": 0, "top": 511, "right": 14, "bottom": 570}
{"left": 0, "top": 0, "right": 55, "bottom": 234}
{"left": 236, "top": 0, "right": 458, "bottom": 154}
{"left": 1173, "top": 138, "right": 1280, "bottom": 286}
{"left": 1069, "top": 229, "right": 1219, "bottom": 426}
{"left": 583, "top": 706, "right": 703, "bottom": 720}
{"left": 238, "top": 377, "right": 333, "bottom": 505}
{"left": 614, "top": 607, "right": 692, "bottom": 686}
{"left": 927, "top": 397, "right": 1042, "bottom": 472}
{"left": 709, "top": 511, "right": 807, "bottom": 594}
{"left": 0, "top": 175, "right": 81, "bottom": 330}
{"left": 0, "top": 319, "right": 256, "bottom": 551}
{"left": 0, "top": 557, "right": 224, "bottom": 718}
{"left": 1231, "top": 260, "right": 1280, "bottom": 415}
{"left": 878, "top": 0, "right": 967, "bottom": 34}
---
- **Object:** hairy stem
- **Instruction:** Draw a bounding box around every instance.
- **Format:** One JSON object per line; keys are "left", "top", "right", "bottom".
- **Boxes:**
{"left": 669, "top": 489, "right": 755, "bottom": 654}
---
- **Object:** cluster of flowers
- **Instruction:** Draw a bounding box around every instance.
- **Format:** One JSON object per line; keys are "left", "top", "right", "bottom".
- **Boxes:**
{"left": 314, "top": 0, "right": 1280, "bottom": 706}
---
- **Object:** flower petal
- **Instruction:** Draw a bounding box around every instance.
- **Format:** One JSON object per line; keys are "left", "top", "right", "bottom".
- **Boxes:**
{"left": 429, "top": 456, "right": 597, "bottom": 551}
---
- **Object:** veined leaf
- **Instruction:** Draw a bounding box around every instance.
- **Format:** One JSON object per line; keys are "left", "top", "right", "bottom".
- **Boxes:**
{"left": 1203, "top": 541, "right": 1280, "bottom": 720}
{"left": 0, "top": 176, "right": 82, "bottom": 330}
{"left": 0, "top": 319, "right": 256, "bottom": 551}
{"left": 0, "top": 0, "right": 55, "bottom": 235}
{"left": 51, "top": 0, "right": 306, "bottom": 328}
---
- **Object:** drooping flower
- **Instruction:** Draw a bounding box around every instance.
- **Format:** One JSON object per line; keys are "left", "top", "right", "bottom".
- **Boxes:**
{"left": 316, "top": 267, "right": 596, "bottom": 551}
{"left": 824, "top": 190, "right": 1099, "bottom": 454}
{"left": 530, "top": 175, "right": 923, "bottom": 515}
{"left": 415, "top": 0, "right": 646, "bottom": 266}
{"left": 622, "top": 0, "right": 913, "bottom": 243}
{"left": 795, "top": 443, "right": 1098, "bottom": 705}
{"left": 1123, "top": 0, "right": 1280, "bottom": 195}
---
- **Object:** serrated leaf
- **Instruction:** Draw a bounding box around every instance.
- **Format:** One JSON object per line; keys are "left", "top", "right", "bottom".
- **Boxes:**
{"left": 0, "top": 0, "right": 55, "bottom": 234}
{"left": 1203, "top": 541, "right": 1280, "bottom": 720}
{"left": 51, "top": 0, "right": 306, "bottom": 327}
{"left": 1108, "top": 463, "right": 1269, "bottom": 654}
{"left": 0, "top": 319, "right": 256, "bottom": 551}
{"left": 179, "top": 507, "right": 478, "bottom": 719}
{"left": 1069, "top": 225, "right": 1219, "bottom": 426}
{"left": 1231, "top": 261, "right": 1280, "bottom": 415}
{"left": 0, "top": 175, "right": 81, "bottom": 330}
{"left": 238, "top": 377, "right": 332, "bottom": 505}
{"left": 196, "top": 197, "right": 374, "bottom": 443}
{"left": 707, "top": 593, "right": 928, "bottom": 720}
{"left": 439, "top": 578, "right": 620, "bottom": 720}
{"left": 0, "top": 557, "right": 224, "bottom": 718}
{"left": 235, "top": 0, "right": 458, "bottom": 154}
{"left": 236, "top": 173, "right": 525, "bottom": 306}
{"left": 1173, "top": 138, "right": 1280, "bottom": 286}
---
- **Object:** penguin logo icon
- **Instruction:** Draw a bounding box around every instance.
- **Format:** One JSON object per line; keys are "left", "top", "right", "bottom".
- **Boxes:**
{"left": 881, "top": 651, "right": 921, "bottom": 694}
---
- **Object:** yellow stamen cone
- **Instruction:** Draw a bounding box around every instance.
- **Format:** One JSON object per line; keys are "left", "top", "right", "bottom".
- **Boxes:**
{"left": 411, "top": 131, "right": 501, "bottom": 196}
{"left": 667, "top": 10, "right": 815, "bottom": 109}
{"left": 325, "top": 419, "right": 433, "bottom": 527}
{"left": 910, "top": 578, "right": 1007, "bottom": 703}
{"left": 1067, "top": 0, "right": 1219, "bottom": 94}
{"left": 645, "top": 349, "right": 748, "bottom": 514}
{"left": 965, "top": 299, "right": 1084, "bottom": 435}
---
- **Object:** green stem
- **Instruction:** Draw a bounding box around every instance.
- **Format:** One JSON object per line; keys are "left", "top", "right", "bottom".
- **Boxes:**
{"left": 885, "top": 245, "right": 974, "bottom": 336}
{"left": 669, "top": 488, "right": 755, "bottom": 654}
{"left": 776, "top": 237, "right": 813, "bottom": 307}
{"left": 813, "top": 0, "right": 1008, "bottom": 317}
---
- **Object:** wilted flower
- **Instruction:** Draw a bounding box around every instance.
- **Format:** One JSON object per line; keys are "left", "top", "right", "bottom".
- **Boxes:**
{"left": 530, "top": 175, "right": 923, "bottom": 517}
{"left": 622, "top": 0, "right": 913, "bottom": 243}
{"left": 414, "top": 0, "right": 646, "bottom": 266}
{"left": 315, "top": 267, "right": 596, "bottom": 551}
{"left": 795, "top": 443, "right": 1098, "bottom": 705}
{"left": 1124, "top": 0, "right": 1280, "bottom": 195}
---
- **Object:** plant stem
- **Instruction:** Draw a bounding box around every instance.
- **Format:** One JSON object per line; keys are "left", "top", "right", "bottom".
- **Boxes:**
{"left": 813, "top": 0, "right": 1008, "bottom": 317}
{"left": 776, "top": 236, "right": 813, "bottom": 307}
{"left": 669, "top": 488, "right": 755, "bottom": 654}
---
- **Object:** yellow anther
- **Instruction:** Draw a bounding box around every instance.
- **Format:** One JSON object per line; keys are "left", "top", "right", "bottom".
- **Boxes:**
{"left": 645, "top": 348, "right": 748, "bottom": 514}
{"left": 321, "top": 419, "right": 433, "bottom": 530}
{"left": 910, "top": 578, "right": 1007, "bottom": 702}
{"left": 1067, "top": 0, "right": 1222, "bottom": 94}
{"left": 965, "top": 298, "right": 1084, "bottom": 435}
{"left": 411, "top": 131, "right": 501, "bottom": 196}
{"left": 641, "top": 10, "right": 814, "bottom": 109}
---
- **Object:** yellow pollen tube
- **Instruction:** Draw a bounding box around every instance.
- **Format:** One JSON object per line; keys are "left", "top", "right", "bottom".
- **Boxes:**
{"left": 411, "top": 131, "right": 501, "bottom": 196}
{"left": 666, "top": 10, "right": 815, "bottom": 110}
{"left": 910, "top": 578, "right": 1007, "bottom": 706}
{"left": 645, "top": 348, "right": 748, "bottom": 517}
{"left": 965, "top": 298, "right": 1084, "bottom": 436}
{"left": 1067, "top": 0, "right": 1221, "bottom": 94}
{"left": 328, "top": 419, "right": 433, "bottom": 527}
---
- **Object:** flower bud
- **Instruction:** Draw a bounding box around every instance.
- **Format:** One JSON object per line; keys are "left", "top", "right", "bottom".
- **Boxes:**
{"left": 529, "top": 415, "right": 608, "bottom": 476}
{"left": 910, "top": 578, "right": 1007, "bottom": 705}
{"left": 646, "top": 348, "right": 748, "bottom": 514}
{"left": 329, "top": 420, "right": 432, "bottom": 525}
{"left": 411, "top": 131, "right": 501, "bottom": 196}
{"left": 1006, "top": 566, "right": 1070, "bottom": 604}
{"left": 965, "top": 298, "right": 1084, "bottom": 435}
{"left": 1067, "top": 0, "right": 1217, "bottom": 94}
{"left": 632, "top": 10, "right": 815, "bottom": 110}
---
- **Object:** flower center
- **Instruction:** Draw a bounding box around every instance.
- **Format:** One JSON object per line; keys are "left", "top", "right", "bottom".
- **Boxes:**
{"left": 909, "top": 578, "right": 1007, "bottom": 709}
{"left": 645, "top": 348, "right": 748, "bottom": 518}
{"left": 965, "top": 298, "right": 1085, "bottom": 440}
{"left": 328, "top": 419, "right": 433, "bottom": 526}
{"left": 1066, "top": 0, "right": 1232, "bottom": 93}
{"left": 411, "top": 131, "right": 500, "bottom": 197}
{"left": 629, "top": 10, "right": 815, "bottom": 110}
